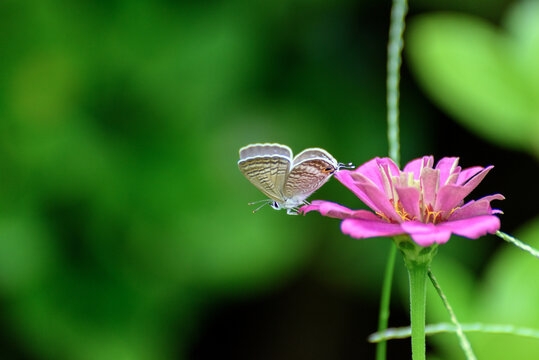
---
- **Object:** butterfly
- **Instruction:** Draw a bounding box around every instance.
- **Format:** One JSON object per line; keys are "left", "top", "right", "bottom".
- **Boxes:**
{"left": 238, "top": 143, "right": 353, "bottom": 214}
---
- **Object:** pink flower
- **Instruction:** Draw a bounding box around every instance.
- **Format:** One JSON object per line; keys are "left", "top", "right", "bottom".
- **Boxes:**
{"left": 300, "top": 156, "right": 504, "bottom": 246}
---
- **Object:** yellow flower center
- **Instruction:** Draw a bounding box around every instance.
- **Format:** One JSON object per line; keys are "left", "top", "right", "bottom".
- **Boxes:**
{"left": 376, "top": 200, "right": 460, "bottom": 224}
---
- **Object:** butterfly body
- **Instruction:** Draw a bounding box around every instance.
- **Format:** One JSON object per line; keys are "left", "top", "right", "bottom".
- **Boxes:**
{"left": 238, "top": 143, "right": 347, "bottom": 214}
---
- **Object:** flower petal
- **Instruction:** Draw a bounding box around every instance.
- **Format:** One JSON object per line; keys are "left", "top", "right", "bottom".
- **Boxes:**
{"left": 341, "top": 218, "right": 404, "bottom": 239}
{"left": 445, "top": 170, "right": 461, "bottom": 186}
{"left": 435, "top": 157, "right": 460, "bottom": 186}
{"left": 335, "top": 170, "right": 379, "bottom": 211}
{"left": 434, "top": 185, "right": 470, "bottom": 213}
{"left": 379, "top": 163, "right": 396, "bottom": 199}
{"left": 343, "top": 157, "right": 400, "bottom": 191}
{"left": 300, "top": 200, "right": 379, "bottom": 220}
{"left": 401, "top": 221, "right": 452, "bottom": 246}
{"left": 345, "top": 157, "right": 386, "bottom": 189}
{"left": 395, "top": 186, "right": 421, "bottom": 220}
{"left": 439, "top": 215, "right": 501, "bottom": 239}
{"left": 403, "top": 156, "right": 434, "bottom": 180}
{"left": 457, "top": 166, "right": 484, "bottom": 185}
{"left": 377, "top": 158, "right": 401, "bottom": 181}
{"left": 420, "top": 167, "right": 440, "bottom": 208}
{"left": 461, "top": 166, "right": 493, "bottom": 188}
{"left": 448, "top": 194, "right": 505, "bottom": 220}
{"left": 435, "top": 166, "right": 494, "bottom": 212}
{"left": 349, "top": 175, "right": 402, "bottom": 222}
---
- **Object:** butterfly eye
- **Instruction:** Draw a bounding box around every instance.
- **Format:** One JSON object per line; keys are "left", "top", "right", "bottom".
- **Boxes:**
{"left": 323, "top": 167, "right": 335, "bottom": 174}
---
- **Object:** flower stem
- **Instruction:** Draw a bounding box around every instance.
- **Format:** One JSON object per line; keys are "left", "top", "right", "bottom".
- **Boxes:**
{"left": 428, "top": 269, "right": 477, "bottom": 360}
{"left": 386, "top": 0, "right": 408, "bottom": 167}
{"left": 375, "top": 243, "right": 397, "bottom": 360}
{"left": 393, "top": 237, "right": 437, "bottom": 360}
{"left": 406, "top": 261, "right": 429, "bottom": 360}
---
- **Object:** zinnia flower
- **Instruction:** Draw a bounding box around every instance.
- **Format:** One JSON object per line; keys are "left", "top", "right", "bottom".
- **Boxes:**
{"left": 300, "top": 156, "right": 504, "bottom": 246}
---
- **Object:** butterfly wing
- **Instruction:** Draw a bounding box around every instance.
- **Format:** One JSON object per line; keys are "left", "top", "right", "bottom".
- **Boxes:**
{"left": 291, "top": 148, "right": 337, "bottom": 166}
{"left": 239, "top": 143, "right": 292, "bottom": 160}
{"left": 283, "top": 148, "right": 338, "bottom": 202}
{"left": 238, "top": 144, "right": 292, "bottom": 202}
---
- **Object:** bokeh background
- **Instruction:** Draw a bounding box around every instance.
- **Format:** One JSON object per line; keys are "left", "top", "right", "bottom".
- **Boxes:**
{"left": 1, "top": 0, "right": 538, "bottom": 359}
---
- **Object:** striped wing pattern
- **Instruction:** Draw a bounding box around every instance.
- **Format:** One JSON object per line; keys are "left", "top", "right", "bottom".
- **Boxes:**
{"left": 283, "top": 159, "right": 336, "bottom": 200}
{"left": 238, "top": 156, "right": 290, "bottom": 202}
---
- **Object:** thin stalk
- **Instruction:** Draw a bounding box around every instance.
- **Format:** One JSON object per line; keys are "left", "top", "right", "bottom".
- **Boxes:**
{"left": 377, "top": 0, "right": 409, "bottom": 357}
{"left": 406, "top": 261, "right": 429, "bottom": 360}
{"left": 496, "top": 231, "right": 539, "bottom": 258}
{"left": 386, "top": 0, "right": 408, "bottom": 167}
{"left": 428, "top": 269, "right": 477, "bottom": 360}
{"left": 375, "top": 243, "right": 397, "bottom": 360}
{"left": 369, "top": 322, "right": 539, "bottom": 342}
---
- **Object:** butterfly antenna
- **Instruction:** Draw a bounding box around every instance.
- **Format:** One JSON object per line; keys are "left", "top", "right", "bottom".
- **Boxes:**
{"left": 252, "top": 202, "right": 271, "bottom": 213}
{"left": 248, "top": 200, "right": 272, "bottom": 213}
{"left": 248, "top": 199, "right": 271, "bottom": 205}
{"left": 337, "top": 162, "right": 355, "bottom": 170}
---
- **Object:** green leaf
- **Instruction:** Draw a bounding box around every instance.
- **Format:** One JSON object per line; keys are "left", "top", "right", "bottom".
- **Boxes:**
{"left": 407, "top": 3, "right": 539, "bottom": 154}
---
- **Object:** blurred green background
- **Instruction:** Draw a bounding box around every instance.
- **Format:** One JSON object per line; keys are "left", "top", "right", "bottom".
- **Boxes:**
{"left": 0, "top": 0, "right": 538, "bottom": 359}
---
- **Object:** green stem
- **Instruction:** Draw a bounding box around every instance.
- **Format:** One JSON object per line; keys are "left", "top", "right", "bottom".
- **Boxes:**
{"left": 369, "top": 322, "right": 539, "bottom": 342}
{"left": 406, "top": 261, "right": 429, "bottom": 360}
{"left": 375, "top": 243, "right": 397, "bottom": 360}
{"left": 496, "top": 231, "right": 539, "bottom": 258}
{"left": 394, "top": 237, "right": 437, "bottom": 360}
{"left": 386, "top": 0, "right": 408, "bottom": 167}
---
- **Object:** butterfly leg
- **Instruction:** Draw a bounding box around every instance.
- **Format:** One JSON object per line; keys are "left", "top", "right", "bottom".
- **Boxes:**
{"left": 286, "top": 208, "right": 299, "bottom": 215}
